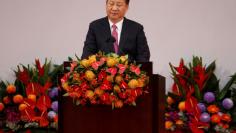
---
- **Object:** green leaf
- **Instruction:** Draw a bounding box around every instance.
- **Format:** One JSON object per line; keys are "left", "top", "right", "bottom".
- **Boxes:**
{"left": 0, "top": 81, "right": 7, "bottom": 100}
{"left": 75, "top": 54, "right": 80, "bottom": 61}
{"left": 112, "top": 102, "right": 115, "bottom": 110}
{"left": 63, "top": 93, "right": 69, "bottom": 97}
{"left": 67, "top": 57, "right": 73, "bottom": 61}
{"left": 218, "top": 73, "right": 236, "bottom": 100}
{"left": 76, "top": 100, "right": 80, "bottom": 106}
{"left": 205, "top": 61, "right": 216, "bottom": 73}
{"left": 132, "top": 102, "right": 136, "bottom": 106}
{"left": 193, "top": 84, "right": 201, "bottom": 101}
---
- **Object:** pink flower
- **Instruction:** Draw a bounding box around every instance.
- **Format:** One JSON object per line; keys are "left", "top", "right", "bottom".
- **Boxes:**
{"left": 130, "top": 65, "right": 141, "bottom": 75}
{"left": 118, "top": 64, "right": 127, "bottom": 74}
{"left": 106, "top": 67, "right": 117, "bottom": 76}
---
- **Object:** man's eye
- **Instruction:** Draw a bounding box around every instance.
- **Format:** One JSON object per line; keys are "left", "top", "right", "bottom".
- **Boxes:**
{"left": 109, "top": 2, "right": 114, "bottom": 6}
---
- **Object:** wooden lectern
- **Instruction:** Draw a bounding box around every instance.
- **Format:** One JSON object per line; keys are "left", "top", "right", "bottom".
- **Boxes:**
{"left": 59, "top": 62, "right": 165, "bottom": 133}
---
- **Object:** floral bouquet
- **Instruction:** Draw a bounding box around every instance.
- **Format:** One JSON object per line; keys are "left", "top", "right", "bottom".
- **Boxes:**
{"left": 0, "top": 59, "right": 62, "bottom": 132}
{"left": 60, "top": 53, "right": 149, "bottom": 109}
{"left": 165, "top": 56, "right": 236, "bottom": 133}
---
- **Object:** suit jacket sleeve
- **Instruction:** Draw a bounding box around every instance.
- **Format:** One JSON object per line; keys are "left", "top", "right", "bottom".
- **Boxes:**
{"left": 81, "top": 23, "right": 98, "bottom": 59}
{"left": 135, "top": 25, "right": 150, "bottom": 62}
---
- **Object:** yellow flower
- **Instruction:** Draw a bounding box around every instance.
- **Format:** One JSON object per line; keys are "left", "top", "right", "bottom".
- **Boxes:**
{"left": 114, "top": 85, "right": 121, "bottom": 93}
{"left": 85, "top": 70, "right": 96, "bottom": 81}
{"left": 115, "top": 75, "right": 123, "bottom": 84}
{"left": 62, "top": 82, "right": 70, "bottom": 91}
{"left": 137, "top": 78, "right": 145, "bottom": 87}
{"left": 88, "top": 55, "right": 96, "bottom": 64}
{"left": 80, "top": 59, "right": 90, "bottom": 68}
{"left": 85, "top": 90, "right": 94, "bottom": 99}
{"left": 106, "top": 57, "right": 118, "bottom": 67}
{"left": 106, "top": 75, "right": 114, "bottom": 82}
{"left": 128, "top": 79, "right": 139, "bottom": 89}
{"left": 119, "top": 55, "right": 128, "bottom": 64}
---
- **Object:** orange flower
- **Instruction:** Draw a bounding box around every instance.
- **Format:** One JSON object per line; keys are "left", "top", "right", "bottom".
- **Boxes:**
{"left": 13, "top": 94, "right": 24, "bottom": 104}
{"left": 207, "top": 105, "right": 219, "bottom": 113}
{"left": 211, "top": 114, "right": 221, "bottom": 123}
{"left": 176, "top": 120, "right": 184, "bottom": 125}
{"left": 221, "top": 114, "right": 231, "bottom": 123}
{"left": 3, "top": 96, "right": 11, "bottom": 104}
{"left": 6, "top": 84, "right": 16, "bottom": 94}
{"left": 19, "top": 103, "right": 27, "bottom": 111}
{"left": 114, "top": 100, "right": 123, "bottom": 108}
{"left": 0, "top": 102, "right": 4, "bottom": 112}
{"left": 178, "top": 101, "right": 185, "bottom": 111}
{"left": 167, "top": 96, "right": 174, "bottom": 105}
{"left": 165, "top": 121, "right": 173, "bottom": 129}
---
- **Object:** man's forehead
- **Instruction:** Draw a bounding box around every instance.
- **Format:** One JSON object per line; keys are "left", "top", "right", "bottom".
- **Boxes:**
{"left": 107, "top": 0, "right": 126, "bottom": 3}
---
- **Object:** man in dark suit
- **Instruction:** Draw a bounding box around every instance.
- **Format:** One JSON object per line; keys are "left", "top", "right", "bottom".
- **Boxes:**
{"left": 81, "top": 0, "right": 150, "bottom": 62}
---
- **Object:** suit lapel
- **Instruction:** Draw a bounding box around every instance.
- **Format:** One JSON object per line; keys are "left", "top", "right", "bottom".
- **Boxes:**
{"left": 118, "top": 18, "right": 128, "bottom": 55}
{"left": 102, "top": 17, "right": 115, "bottom": 53}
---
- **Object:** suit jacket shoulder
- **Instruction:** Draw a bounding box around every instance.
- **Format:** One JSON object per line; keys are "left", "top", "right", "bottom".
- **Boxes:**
{"left": 89, "top": 17, "right": 108, "bottom": 27}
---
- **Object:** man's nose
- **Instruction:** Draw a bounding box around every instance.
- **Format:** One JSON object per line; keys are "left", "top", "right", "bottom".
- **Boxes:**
{"left": 111, "top": 5, "right": 119, "bottom": 11}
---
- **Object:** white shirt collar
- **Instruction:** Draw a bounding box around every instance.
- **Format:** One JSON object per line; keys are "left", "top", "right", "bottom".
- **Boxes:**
{"left": 108, "top": 18, "right": 124, "bottom": 31}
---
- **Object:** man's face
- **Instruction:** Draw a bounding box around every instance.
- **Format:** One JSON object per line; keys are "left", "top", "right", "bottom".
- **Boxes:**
{"left": 106, "top": 0, "right": 128, "bottom": 23}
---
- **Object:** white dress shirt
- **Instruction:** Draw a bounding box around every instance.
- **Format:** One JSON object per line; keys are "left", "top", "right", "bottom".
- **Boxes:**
{"left": 108, "top": 19, "right": 124, "bottom": 45}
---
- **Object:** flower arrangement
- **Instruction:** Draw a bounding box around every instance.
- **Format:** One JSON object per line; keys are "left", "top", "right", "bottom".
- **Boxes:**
{"left": 165, "top": 56, "right": 236, "bottom": 133}
{"left": 0, "top": 59, "right": 62, "bottom": 132}
{"left": 60, "top": 53, "right": 149, "bottom": 109}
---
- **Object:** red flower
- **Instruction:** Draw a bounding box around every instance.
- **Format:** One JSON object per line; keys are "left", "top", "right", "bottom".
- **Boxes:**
{"left": 189, "top": 122, "right": 205, "bottom": 133}
{"left": 100, "top": 93, "right": 110, "bottom": 103}
{"left": 36, "top": 95, "right": 52, "bottom": 111}
{"left": 118, "top": 92, "right": 127, "bottom": 99}
{"left": 194, "top": 65, "right": 208, "bottom": 90}
{"left": 17, "top": 67, "right": 30, "bottom": 85}
{"left": 80, "top": 82, "right": 89, "bottom": 91}
{"left": 172, "top": 83, "right": 181, "bottom": 96}
{"left": 130, "top": 88, "right": 142, "bottom": 97}
{"left": 120, "top": 81, "right": 128, "bottom": 89}
{"left": 21, "top": 107, "right": 35, "bottom": 121}
{"left": 35, "top": 59, "right": 45, "bottom": 77}
{"left": 26, "top": 83, "right": 41, "bottom": 96}
{"left": 40, "top": 81, "right": 52, "bottom": 94}
{"left": 98, "top": 70, "right": 107, "bottom": 81}
{"left": 185, "top": 96, "right": 201, "bottom": 117}
{"left": 175, "top": 59, "right": 186, "bottom": 75}
{"left": 100, "top": 80, "right": 112, "bottom": 90}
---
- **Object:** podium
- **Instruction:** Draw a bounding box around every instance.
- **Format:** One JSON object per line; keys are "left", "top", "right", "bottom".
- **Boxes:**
{"left": 59, "top": 62, "right": 166, "bottom": 133}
